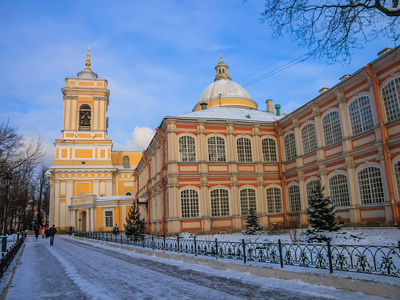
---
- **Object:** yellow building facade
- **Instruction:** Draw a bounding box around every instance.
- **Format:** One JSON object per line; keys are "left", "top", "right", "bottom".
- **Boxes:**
{"left": 47, "top": 51, "right": 142, "bottom": 231}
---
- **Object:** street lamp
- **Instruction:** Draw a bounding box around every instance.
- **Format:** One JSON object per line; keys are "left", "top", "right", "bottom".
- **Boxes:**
{"left": 2, "top": 174, "right": 12, "bottom": 252}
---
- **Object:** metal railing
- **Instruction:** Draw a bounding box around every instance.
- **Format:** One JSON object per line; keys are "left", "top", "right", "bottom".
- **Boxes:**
{"left": 74, "top": 232, "right": 400, "bottom": 277}
{"left": 0, "top": 234, "right": 26, "bottom": 278}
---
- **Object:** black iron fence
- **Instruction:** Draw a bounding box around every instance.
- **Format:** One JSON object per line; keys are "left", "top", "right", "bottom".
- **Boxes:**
{"left": 0, "top": 234, "right": 26, "bottom": 278}
{"left": 74, "top": 232, "right": 400, "bottom": 277}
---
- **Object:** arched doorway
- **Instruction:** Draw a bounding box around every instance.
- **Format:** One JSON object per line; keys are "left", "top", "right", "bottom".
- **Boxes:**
{"left": 79, "top": 211, "right": 87, "bottom": 232}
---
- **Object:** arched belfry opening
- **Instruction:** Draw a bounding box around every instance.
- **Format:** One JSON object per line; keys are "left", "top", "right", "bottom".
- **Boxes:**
{"left": 79, "top": 104, "right": 92, "bottom": 130}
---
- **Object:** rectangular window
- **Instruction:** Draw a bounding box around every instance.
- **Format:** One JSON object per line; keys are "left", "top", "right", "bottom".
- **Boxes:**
{"left": 105, "top": 211, "right": 113, "bottom": 228}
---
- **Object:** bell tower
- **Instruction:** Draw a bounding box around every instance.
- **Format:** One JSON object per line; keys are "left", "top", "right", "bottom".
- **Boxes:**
{"left": 54, "top": 46, "right": 112, "bottom": 166}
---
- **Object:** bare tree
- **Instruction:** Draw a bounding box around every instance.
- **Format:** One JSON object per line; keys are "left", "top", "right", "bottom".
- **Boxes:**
{"left": 258, "top": 0, "right": 400, "bottom": 63}
{"left": 0, "top": 118, "right": 44, "bottom": 177}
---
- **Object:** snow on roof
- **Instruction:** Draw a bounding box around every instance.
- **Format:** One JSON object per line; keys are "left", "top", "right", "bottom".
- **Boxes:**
{"left": 171, "top": 106, "right": 289, "bottom": 123}
{"left": 96, "top": 195, "right": 135, "bottom": 201}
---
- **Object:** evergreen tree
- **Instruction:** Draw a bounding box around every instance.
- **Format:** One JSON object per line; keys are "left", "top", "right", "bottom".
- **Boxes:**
{"left": 112, "top": 224, "right": 119, "bottom": 235}
{"left": 306, "top": 180, "right": 339, "bottom": 242}
{"left": 242, "top": 209, "right": 263, "bottom": 235}
{"left": 124, "top": 201, "right": 146, "bottom": 240}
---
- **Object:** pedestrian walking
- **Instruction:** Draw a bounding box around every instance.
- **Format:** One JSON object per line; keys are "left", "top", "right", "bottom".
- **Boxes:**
{"left": 34, "top": 225, "right": 39, "bottom": 239}
{"left": 49, "top": 225, "right": 57, "bottom": 246}
{"left": 42, "top": 224, "right": 46, "bottom": 239}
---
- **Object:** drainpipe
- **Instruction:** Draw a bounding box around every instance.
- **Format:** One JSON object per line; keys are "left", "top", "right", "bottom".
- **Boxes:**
{"left": 156, "top": 128, "right": 166, "bottom": 236}
{"left": 365, "top": 65, "right": 398, "bottom": 226}
{"left": 133, "top": 169, "right": 139, "bottom": 205}
{"left": 142, "top": 151, "right": 151, "bottom": 233}
{"left": 274, "top": 121, "right": 287, "bottom": 227}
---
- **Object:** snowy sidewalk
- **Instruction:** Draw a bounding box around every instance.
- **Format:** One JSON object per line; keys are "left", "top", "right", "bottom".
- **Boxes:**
{"left": 1, "top": 235, "right": 399, "bottom": 299}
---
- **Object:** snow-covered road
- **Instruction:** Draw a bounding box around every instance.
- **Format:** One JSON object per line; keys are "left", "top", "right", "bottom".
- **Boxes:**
{"left": 4, "top": 236, "right": 386, "bottom": 300}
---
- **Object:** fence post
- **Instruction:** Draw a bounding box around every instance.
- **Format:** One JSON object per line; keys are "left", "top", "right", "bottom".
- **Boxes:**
{"left": 215, "top": 238, "right": 218, "bottom": 260}
{"left": 242, "top": 239, "right": 246, "bottom": 264}
{"left": 278, "top": 239, "right": 283, "bottom": 268}
{"left": 327, "top": 240, "right": 333, "bottom": 274}
{"left": 194, "top": 236, "right": 197, "bottom": 257}
{"left": 152, "top": 235, "right": 154, "bottom": 250}
{"left": 163, "top": 235, "right": 166, "bottom": 252}
{"left": 177, "top": 236, "right": 180, "bottom": 253}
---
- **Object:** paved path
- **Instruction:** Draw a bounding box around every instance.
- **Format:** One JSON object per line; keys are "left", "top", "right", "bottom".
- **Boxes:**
{"left": 1, "top": 236, "right": 394, "bottom": 299}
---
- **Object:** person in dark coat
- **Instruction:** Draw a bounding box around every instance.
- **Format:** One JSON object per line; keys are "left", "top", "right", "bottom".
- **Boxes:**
{"left": 49, "top": 225, "right": 57, "bottom": 246}
{"left": 34, "top": 225, "right": 39, "bottom": 239}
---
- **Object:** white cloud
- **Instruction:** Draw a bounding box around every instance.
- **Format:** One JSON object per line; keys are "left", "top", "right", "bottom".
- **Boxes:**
{"left": 124, "top": 127, "right": 155, "bottom": 151}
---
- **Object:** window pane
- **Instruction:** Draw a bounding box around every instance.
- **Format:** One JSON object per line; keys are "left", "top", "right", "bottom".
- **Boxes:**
{"left": 179, "top": 136, "right": 196, "bottom": 162}
{"left": 301, "top": 123, "right": 317, "bottom": 154}
{"left": 395, "top": 162, "right": 400, "bottom": 199}
{"left": 105, "top": 211, "right": 113, "bottom": 227}
{"left": 382, "top": 77, "right": 400, "bottom": 122}
{"left": 208, "top": 136, "right": 226, "bottom": 162}
{"left": 358, "top": 167, "right": 384, "bottom": 204}
{"left": 262, "top": 138, "right": 277, "bottom": 162}
{"left": 322, "top": 111, "right": 342, "bottom": 146}
{"left": 288, "top": 185, "right": 301, "bottom": 212}
{"left": 284, "top": 133, "right": 296, "bottom": 161}
{"left": 329, "top": 174, "right": 350, "bottom": 207}
{"left": 266, "top": 187, "right": 282, "bottom": 214}
{"left": 240, "top": 188, "right": 257, "bottom": 215}
{"left": 348, "top": 96, "right": 374, "bottom": 135}
{"left": 237, "top": 137, "right": 252, "bottom": 162}
{"left": 181, "top": 189, "right": 199, "bottom": 218}
{"left": 211, "top": 189, "right": 230, "bottom": 216}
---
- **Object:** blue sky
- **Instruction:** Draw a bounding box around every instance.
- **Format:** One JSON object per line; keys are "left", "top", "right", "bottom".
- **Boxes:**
{"left": 0, "top": 1, "right": 394, "bottom": 166}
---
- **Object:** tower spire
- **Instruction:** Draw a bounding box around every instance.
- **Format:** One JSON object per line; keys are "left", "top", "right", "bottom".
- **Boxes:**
{"left": 85, "top": 43, "right": 91, "bottom": 70}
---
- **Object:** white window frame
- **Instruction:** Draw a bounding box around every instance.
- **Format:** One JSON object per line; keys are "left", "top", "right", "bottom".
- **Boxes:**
{"left": 287, "top": 184, "right": 301, "bottom": 212}
{"left": 210, "top": 188, "right": 230, "bottom": 217}
{"left": 284, "top": 133, "right": 296, "bottom": 161}
{"left": 322, "top": 110, "right": 343, "bottom": 146}
{"left": 207, "top": 136, "right": 226, "bottom": 162}
{"left": 236, "top": 137, "right": 253, "bottom": 162}
{"left": 357, "top": 165, "right": 385, "bottom": 205}
{"left": 348, "top": 95, "right": 374, "bottom": 135}
{"left": 381, "top": 76, "right": 400, "bottom": 122}
{"left": 328, "top": 173, "right": 350, "bottom": 207}
{"left": 178, "top": 135, "right": 196, "bottom": 162}
{"left": 262, "top": 137, "right": 278, "bottom": 162}
{"left": 180, "top": 188, "right": 199, "bottom": 218}
{"left": 240, "top": 188, "right": 257, "bottom": 215}
{"left": 103, "top": 208, "right": 114, "bottom": 228}
{"left": 266, "top": 186, "right": 282, "bottom": 214}
{"left": 394, "top": 159, "right": 400, "bottom": 200}
{"left": 301, "top": 122, "right": 317, "bottom": 155}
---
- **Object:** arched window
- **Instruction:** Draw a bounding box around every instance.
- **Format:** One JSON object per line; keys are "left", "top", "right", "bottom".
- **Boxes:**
{"left": 208, "top": 136, "right": 226, "bottom": 162}
{"left": 306, "top": 180, "right": 320, "bottom": 201}
{"left": 382, "top": 77, "right": 400, "bottom": 122}
{"left": 358, "top": 166, "right": 384, "bottom": 204}
{"left": 322, "top": 111, "right": 342, "bottom": 146}
{"left": 181, "top": 189, "right": 199, "bottom": 218}
{"left": 301, "top": 123, "right": 317, "bottom": 154}
{"left": 348, "top": 96, "right": 374, "bottom": 135}
{"left": 329, "top": 174, "right": 350, "bottom": 207}
{"left": 123, "top": 156, "right": 130, "bottom": 168}
{"left": 266, "top": 187, "right": 282, "bottom": 214}
{"left": 179, "top": 136, "right": 196, "bottom": 162}
{"left": 240, "top": 188, "right": 257, "bottom": 215}
{"left": 395, "top": 161, "right": 400, "bottom": 198}
{"left": 125, "top": 192, "right": 132, "bottom": 196}
{"left": 211, "top": 189, "right": 229, "bottom": 216}
{"left": 237, "top": 137, "right": 252, "bottom": 162}
{"left": 284, "top": 133, "right": 296, "bottom": 161}
{"left": 262, "top": 138, "right": 277, "bottom": 162}
{"left": 288, "top": 185, "right": 301, "bottom": 212}
{"left": 79, "top": 104, "right": 91, "bottom": 130}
